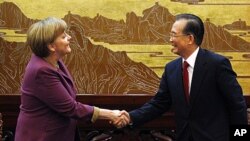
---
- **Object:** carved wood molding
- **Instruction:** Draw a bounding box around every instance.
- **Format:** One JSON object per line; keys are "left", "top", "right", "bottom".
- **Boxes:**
{"left": 0, "top": 94, "right": 249, "bottom": 140}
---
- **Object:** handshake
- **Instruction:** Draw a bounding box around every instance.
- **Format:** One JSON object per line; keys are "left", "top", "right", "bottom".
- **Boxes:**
{"left": 107, "top": 110, "right": 131, "bottom": 128}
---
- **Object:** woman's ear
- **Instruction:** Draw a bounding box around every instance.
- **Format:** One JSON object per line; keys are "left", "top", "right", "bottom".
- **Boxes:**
{"left": 47, "top": 43, "right": 56, "bottom": 52}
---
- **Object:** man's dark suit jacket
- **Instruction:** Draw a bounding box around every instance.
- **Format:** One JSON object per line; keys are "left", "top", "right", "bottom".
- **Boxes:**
{"left": 129, "top": 48, "right": 247, "bottom": 141}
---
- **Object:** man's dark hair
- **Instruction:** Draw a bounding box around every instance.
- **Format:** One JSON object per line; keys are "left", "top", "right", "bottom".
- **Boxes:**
{"left": 176, "top": 13, "right": 204, "bottom": 46}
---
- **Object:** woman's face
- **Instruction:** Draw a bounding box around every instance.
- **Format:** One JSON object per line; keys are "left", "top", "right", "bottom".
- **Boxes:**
{"left": 51, "top": 31, "right": 72, "bottom": 57}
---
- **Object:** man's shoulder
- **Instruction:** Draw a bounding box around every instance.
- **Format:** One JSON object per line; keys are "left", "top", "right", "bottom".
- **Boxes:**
{"left": 200, "top": 48, "right": 227, "bottom": 61}
{"left": 167, "top": 57, "right": 181, "bottom": 65}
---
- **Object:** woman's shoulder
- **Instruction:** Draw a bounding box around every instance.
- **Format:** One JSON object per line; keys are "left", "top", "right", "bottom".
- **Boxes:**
{"left": 25, "top": 55, "right": 57, "bottom": 78}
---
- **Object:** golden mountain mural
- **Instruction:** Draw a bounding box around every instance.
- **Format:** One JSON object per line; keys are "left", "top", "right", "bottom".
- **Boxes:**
{"left": 0, "top": 2, "right": 160, "bottom": 94}
{"left": 62, "top": 2, "right": 250, "bottom": 51}
{"left": 0, "top": 2, "right": 250, "bottom": 94}
{"left": 0, "top": 2, "right": 37, "bottom": 29}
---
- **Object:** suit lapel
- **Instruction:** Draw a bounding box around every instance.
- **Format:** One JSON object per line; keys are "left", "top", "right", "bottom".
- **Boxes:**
{"left": 189, "top": 49, "right": 208, "bottom": 108}
{"left": 58, "top": 61, "right": 71, "bottom": 79}
{"left": 57, "top": 60, "right": 77, "bottom": 96}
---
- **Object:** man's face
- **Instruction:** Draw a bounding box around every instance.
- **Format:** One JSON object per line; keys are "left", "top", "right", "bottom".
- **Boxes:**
{"left": 169, "top": 19, "right": 190, "bottom": 57}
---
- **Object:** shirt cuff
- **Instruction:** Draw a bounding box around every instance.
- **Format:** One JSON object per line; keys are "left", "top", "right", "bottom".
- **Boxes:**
{"left": 91, "top": 106, "right": 100, "bottom": 123}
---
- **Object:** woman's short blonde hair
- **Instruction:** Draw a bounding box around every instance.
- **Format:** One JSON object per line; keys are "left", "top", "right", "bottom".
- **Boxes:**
{"left": 26, "top": 17, "right": 67, "bottom": 57}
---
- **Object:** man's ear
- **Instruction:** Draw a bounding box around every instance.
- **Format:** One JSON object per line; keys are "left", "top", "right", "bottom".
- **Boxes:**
{"left": 47, "top": 43, "right": 55, "bottom": 52}
{"left": 188, "top": 34, "right": 195, "bottom": 45}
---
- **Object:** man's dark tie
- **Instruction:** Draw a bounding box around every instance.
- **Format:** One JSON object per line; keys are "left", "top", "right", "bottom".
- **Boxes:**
{"left": 183, "top": 61, "right": 189, "bottom": 103}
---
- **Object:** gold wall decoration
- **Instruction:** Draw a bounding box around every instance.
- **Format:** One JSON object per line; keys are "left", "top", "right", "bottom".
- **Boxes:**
{"left": 0, "top": 0, "right": 250, "bottom": 95}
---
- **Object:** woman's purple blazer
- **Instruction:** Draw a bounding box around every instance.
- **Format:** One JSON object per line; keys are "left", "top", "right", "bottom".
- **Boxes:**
{"left": 15, "top": 54, "right": 94, "bottom": 141}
